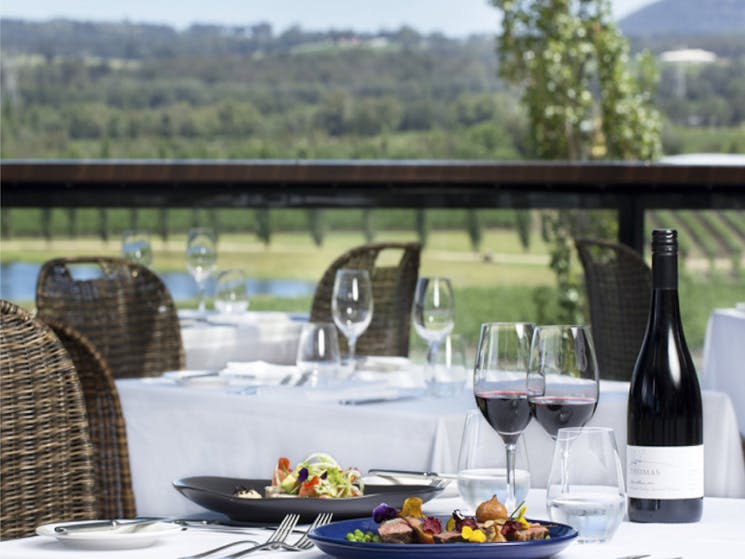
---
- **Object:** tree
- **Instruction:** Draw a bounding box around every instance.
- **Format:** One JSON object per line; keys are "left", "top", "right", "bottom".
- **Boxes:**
{"left": 466, "top": 209, "right": 482, "bottom": 252}
{"left": 307, "top": 209, "right": 326, "bottom": 247}
{"left": 256, "top": 208, "right": 271, "bottom": 247}
{"left": 492, "top": 0, "right": 662, "bottom": 322}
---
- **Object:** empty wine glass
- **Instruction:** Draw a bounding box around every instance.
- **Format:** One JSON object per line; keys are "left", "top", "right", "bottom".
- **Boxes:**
{"left": 331, "top": 269, "right": 373, "bottom": 367}
{"left": 472, "top": 322, "right": 536, "bottom": 513}
{"left": 121, "top": 229, "right": 153, "bottom": 267}
{"left": 412, "top": 277, "right": 455, "bottom": 395}
{"left": 214, "top": 269, "right": 249, "bottom": 314}
{"left": 528, "top": 325, "right": 600, "bottom": 439}
{"left": 186, "top": 227, "right": 217, "bottom": 314}
{"left": 296, "top": 322, "right": 342, "bottom": 388}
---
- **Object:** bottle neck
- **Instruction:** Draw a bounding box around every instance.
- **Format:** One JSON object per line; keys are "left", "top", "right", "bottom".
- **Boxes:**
{"left": 652, "top": 252, "right": 678, "bottom": 290}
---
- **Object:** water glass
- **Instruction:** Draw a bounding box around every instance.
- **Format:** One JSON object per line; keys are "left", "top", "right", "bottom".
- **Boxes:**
{"left": 214, "top": 269, "right": 249, "bottom": 314}
{"left": 427, "top": 333, "right": 468, "bottom": 397}
{"left": 121, "top": 229, "right": 153, "bottom": 267}
{"left": 331, "top": 269, "right": 373, "bottom": 365}
{"left": 296, "top": 322, "right": 342, "bottom": 388}
{"left": 546, "top": 427, "right": 626, "bottom": 543}
{"left": 186, "top": 227, "right": 218, "bottom": 313}
{"left": 457, "top": 410, "right": 530, "bottom": 513}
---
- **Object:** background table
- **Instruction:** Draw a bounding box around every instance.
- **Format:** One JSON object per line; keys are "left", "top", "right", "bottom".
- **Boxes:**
{"left": 116, "top": 374, "right": 745, "bottom": 517}
{"left": 179, "top": 311, "right": 306, "bottom": 369}
{"left": 702, "top": 306, "right": 745, "bottom": 438}
{"left": 2, "top": 490, "right": 744, "bottom": 558}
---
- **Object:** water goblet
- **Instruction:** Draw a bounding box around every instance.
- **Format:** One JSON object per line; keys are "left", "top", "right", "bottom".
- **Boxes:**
{"left": 546, "top": 427, "right": 626, "bottom": 543}
{"left": 296, "top": 322, "right": 342, "bottom": 388}
{"left": 457, "top": 409, "right": 531, "bottom": 512}
{"left": 472, "top": 321, "right": 536, "bottom": 512}
{"left": 528, "top": 325, "right": 600, "bottom": 439}
{"left": 412, "top": 277, "right": 455, "bottom": 394}
{"left": 331, "top": 269, "right": 373, "bottom": 367}
{"left": 121, "top": 229, "right": 153, "bottom": 267}
{"left": 428, "top": 333, "right": 468, "bottom": 397}
{"left": 186, "top": 227, "right": 217, "bottom": 314}
{"left": 214, "top": 269, "right": 249, "bottom": 314}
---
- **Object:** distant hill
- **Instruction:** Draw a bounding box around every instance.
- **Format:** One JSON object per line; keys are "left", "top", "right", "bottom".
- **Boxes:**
{"left": 620, "top": 0, "right": 745, "bottom": 36}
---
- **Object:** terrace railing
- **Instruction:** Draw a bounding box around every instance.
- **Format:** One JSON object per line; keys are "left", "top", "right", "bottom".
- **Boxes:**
{"left": 2, "top": 159, "right": 744, "bottom": 254}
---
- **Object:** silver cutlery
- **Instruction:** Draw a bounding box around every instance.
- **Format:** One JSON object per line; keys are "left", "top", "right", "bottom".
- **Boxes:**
{"left": 178, "top": 513, "right": 298, "bottom": 559}
{"left": 367, "top": 468, "right": 457, "bottom": 482}
{"left": 54, "top": 518, "right": 168, "bottom": 534}
{"left": 218, "top": 514, "right": 300, "bottom": 559}
{"left": 339, "top": 395, "right": 416, "bottom": 405}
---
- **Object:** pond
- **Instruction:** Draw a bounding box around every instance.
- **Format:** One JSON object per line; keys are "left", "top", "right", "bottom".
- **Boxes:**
{"left": 0, "top": 262, "right": 316, "bottom": 303}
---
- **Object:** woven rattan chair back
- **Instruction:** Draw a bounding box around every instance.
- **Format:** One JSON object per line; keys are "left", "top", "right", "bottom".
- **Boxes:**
{"left": 44, "top": 319, "right": 137, "bottom": 519}
{"left": 575, "top": 238, "right": 652, "bottom": 381}
{"left": 0, "top": 300, "right": 97, "bottom": 540}
{"left": 310, "top": 242, "right": 421, "bottom": 356}
{"left": 36, "top": 256, "right": 184, "bottom": 379}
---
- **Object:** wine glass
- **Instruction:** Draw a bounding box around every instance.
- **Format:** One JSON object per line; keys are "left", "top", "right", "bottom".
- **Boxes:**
{"left": 528, "top": 325, "right": 600, "bottom": 439}
{"left": 412, "top": 277, "right": 455, "bottom": 394}
{"left": 296, "top": 322, "right": 342, "bottom": 388}
{"left": 214, "top": 269, "right": 249, "bottom": 314}
{"left": 121, "top": 229, "right": 153, "bottom": 267}
{"left": 331, "top": 269, "right": 373, "bottom": 367}
{"left": 186, "top": 227, "right": 217, "bottom": 314}
{"left": 472, "top": 321, "right": 536, "bottom": 513}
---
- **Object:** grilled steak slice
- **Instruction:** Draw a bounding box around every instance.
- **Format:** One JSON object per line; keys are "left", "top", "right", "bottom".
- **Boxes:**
{"left": 378, "top": 517, "right": 415, "bottom": 544}
{"left": 433, "top": 531, "right": 464, "bottom": 544}
{"left": 513, "top": 525, "right": 549, "bottom": 541}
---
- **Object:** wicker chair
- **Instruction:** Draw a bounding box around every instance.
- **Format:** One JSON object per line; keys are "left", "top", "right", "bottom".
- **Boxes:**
{"left": 0, "top": 300, "right": 97, "bottom": 540}
{"left": 36, "top": 256, "right": 184, "bottom": 379}
{"left": 310, "top": 242, "right": 421, "bottom": 357}
{"left": 43, "top": 319, "right": 137, "bottom": 519}
{"left": 575, "top": 238, "right": 652, "bottom": 381}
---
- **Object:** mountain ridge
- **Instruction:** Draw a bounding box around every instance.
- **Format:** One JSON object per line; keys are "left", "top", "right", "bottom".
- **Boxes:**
{"left": 620, "top": 0, "right": 745, "bottom": 36}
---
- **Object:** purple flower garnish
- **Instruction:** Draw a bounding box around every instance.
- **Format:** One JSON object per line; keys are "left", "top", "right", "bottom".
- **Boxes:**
{"left": 372, "top": 503, "right": 398, "bottom": 523}
{"left": 321, "top": 471, "right": 328, "bottom": 480}
{"left": 297, "top": 467, "right": 309, "bottom": 483}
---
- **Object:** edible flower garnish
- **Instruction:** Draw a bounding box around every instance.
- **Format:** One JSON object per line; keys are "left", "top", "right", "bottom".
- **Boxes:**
{"left": 400, "top": 497, "right": 424, "bottom": 518}
{"left": 297, "top": 467, "right": 309, "bottom": 483}
{"left": 372, "top": 503, "right": 398, "bottom": 523}
{"left": 271, "top": 453, "right": 363, "bottom": 498}
{"left": 461, "top": 525, "right": 487, "bottom": 543}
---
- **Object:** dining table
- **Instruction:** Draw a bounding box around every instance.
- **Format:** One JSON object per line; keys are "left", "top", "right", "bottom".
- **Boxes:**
{"left": 701, "top": 305, "right": 745, "bottom": 438}
{"left": 114, "top": 359, "right": 745, "bottom": 518}
{"left": 2, "top": 488, "right": 743, "bottom": 558}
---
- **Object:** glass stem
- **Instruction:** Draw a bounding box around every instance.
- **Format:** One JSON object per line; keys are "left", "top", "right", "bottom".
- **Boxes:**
{"left": 197, "top": 281, "right": 207, "bottom": 313}
{"left": 505, "top": 441, "right": 517, "bottom": 513}
{"left": 348, "top": 336, "right": 357, "bottom": 365}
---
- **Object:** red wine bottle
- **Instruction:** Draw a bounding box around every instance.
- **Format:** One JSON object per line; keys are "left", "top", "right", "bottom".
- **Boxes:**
{"left": 627, "top": 229, "right": 703, "bottom": 523}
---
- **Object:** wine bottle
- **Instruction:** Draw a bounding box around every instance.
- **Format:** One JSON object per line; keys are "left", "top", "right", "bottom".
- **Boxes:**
{"left": 627, "top": 229, "right": 703, "bottom": 523}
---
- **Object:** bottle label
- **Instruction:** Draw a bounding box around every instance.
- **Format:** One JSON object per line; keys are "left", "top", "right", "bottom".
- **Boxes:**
{"left": 626, "top": 445, "right": 704, "bottom": 499}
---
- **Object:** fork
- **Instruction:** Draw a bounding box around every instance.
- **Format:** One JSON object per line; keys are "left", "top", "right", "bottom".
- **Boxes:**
{"left": 219, "top": 513, "right": 332, "bottom": 558}
{"left": 178, "top": 514, "right": 299, "bottom": 559}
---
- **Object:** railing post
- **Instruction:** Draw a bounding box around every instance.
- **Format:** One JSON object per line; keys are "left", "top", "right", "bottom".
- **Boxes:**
{"left": 617, "top": 196, "right": 645, "bottom": 254}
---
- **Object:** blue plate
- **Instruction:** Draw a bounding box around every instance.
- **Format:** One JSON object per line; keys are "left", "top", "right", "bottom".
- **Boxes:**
{"left": 308, "top": 517, "right": 577, "bottom": 559}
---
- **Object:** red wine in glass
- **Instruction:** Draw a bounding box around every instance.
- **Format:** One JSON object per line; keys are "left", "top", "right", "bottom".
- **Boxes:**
{"left": 475, "top": 390, "right": 532, "bottom": 445}
{"left": 530, "top": 396, "right": 597, "bottom": 439}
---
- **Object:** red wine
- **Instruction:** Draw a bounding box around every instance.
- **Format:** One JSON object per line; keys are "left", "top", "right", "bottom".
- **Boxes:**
{"left": 530, "top": 396, "right": 596, "bottom": 438}
{"left": 627, "top": 229, "right": 703, "bottom": 523}
{"left": 474, "top": 390, "right": 531, "bottom": 444}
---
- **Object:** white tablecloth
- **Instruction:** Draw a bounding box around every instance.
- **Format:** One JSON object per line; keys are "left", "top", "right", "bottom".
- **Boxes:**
{"left": 179, "top": 311, "right": 306, "bottom": 369}
{"left": 2, "top": 490, "right": 744, "bottom": 558}
{"left": 116, "top": 373, "right": 745, "bottom": 517}
{"left": 702, "top": 306, "right": 745, "bottom": 437}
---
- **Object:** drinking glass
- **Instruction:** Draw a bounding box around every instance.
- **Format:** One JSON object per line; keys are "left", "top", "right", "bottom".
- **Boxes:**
{"left": 412, "top": 277, "right": 455, "bottom": 391}
{"left": 186, "top": 227, "right": 217, "bottom": 314}
{"left": 546, "top": 427, "right": 626, "bottom": 543}
{"left": 428, "top": 333, "right": 468, "bottom": 397}
{"left": 121, "top": 229, "right": 153, "bottom": 267}
{"left": 296, "top": 322, "right": 342, "bottom": 388}
{"left": 472, "top": 321, "right": 536, "bottom": 512}
{"left": 331, "top": 269, "right": 373, "bottom": 366}
{"left": 214, "top": 269, "right": 249, "bottom": 314}
{"left": 528, "top": 325, "right": 600, "bottom": 439}
{"left": 457, "top": 409, "right": 531, "bottom": 512}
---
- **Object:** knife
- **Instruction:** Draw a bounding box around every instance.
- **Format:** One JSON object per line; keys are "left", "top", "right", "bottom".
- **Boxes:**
{"left": 53, "top": 518, "right": 168, "bottom": 534}
{"left": 367, "top": 469, "right": 457, "bottom": 482}
{"left": 338, "top": 394, "right": 416, "bottom": 406}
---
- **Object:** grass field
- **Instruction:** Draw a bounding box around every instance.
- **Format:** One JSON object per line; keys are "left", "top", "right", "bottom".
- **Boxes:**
{"left": 2, "top": 226, "right": 742, "bottom": 362}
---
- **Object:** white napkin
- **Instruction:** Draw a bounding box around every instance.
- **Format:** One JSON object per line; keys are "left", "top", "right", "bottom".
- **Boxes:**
{"left": 220, "top": 360, "right": 298, "bottom": 385}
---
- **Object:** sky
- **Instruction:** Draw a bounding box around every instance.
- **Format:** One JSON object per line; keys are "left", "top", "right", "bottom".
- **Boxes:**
{"left": 0, "top": 0, "right": 655, "bottom": 36}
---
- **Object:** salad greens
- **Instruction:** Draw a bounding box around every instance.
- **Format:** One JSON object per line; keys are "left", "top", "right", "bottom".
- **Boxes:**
{"left": 269, "top": 453, "right": 364, "bottom": 498}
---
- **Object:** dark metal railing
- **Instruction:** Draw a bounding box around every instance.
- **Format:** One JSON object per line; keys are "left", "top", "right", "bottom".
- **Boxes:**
{"left": 2, "top": 159, "right": 744, "bottom": 253}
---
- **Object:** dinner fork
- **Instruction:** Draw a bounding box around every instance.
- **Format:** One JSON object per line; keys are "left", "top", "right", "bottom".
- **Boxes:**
{"left": 178, "top": 513, "right": 299, "bottom": 559}
{"left": 219, "top": 513, "right": 332, "bottom": 558}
